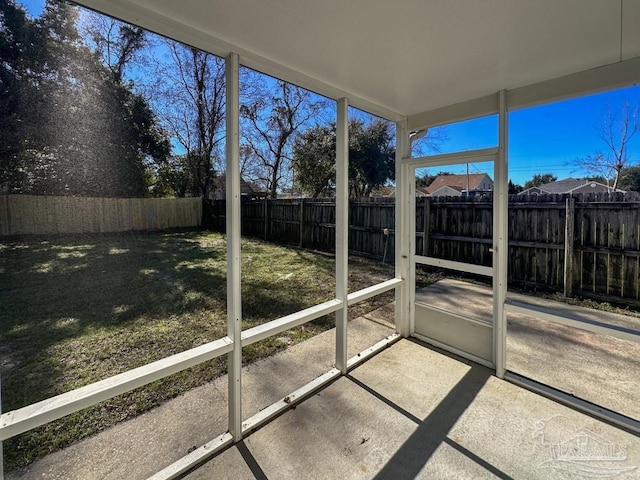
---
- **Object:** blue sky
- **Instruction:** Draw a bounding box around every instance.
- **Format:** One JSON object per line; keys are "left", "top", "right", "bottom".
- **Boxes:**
{"left": 427, "top": 86, "right": 640, "bottom": 185}
{"left": 20, "top": 0, "right": 44, "bottom": 16}
{"left": 18, "top": 0, "right": 640, "bottom": 186}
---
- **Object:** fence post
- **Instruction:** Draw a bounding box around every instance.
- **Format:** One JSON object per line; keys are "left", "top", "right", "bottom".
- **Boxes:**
{"left": 564, "top": 196, "right": 575, "bottom": 297}
{"left": 299, "top": 199, "right": 305, "bottom": 248}
{"left": 0, "top": 196, "right": 8, "bottom": 236}
{"left": 423, "top": 196, "right": 430, "bottom": 256}
{"left": 263, "top": 198, "right": 269, "bottom": 241}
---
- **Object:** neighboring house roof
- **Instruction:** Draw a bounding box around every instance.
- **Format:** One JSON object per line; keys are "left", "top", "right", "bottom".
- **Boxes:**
{"left": 213, "top": 175, "right": 267, "bottom": 198}
{"left": 430, "top": 185, "right": 463, "bottom": 197}
{"left": 521, "top": 178, "right": 624, "bottom": 195}
{"left": 522, "top": 186, "right": 543, "bottom": 195}
{"left": 425, "top": 173, "right": 492, "bottom": 194}
{"left": 571, "top": 182, "right": 619, "bottom": 194}
{"left": 380, "top": 187, "right": 428, "bottom": 197}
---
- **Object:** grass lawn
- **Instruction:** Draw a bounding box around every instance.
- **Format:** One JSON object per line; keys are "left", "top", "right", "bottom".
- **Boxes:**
{"left": 0, "top": 230, "right": 401, "bottom": 470}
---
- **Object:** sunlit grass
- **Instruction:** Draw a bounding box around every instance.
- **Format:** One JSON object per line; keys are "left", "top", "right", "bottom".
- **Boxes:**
{"left": 0, "top": 230, "right": 404, "bottom": 470}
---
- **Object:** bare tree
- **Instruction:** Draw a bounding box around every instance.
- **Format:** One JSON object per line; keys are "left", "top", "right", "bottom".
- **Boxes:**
{"left": 240, "top": 77, "right": 326, "bottom": 198}
{"left": 80, "top": 13, "right": 146, "bottom": 84}
{"left": 410, "top": 126, "right": 448, "bottom": 157}
{"left": 153, "top": 43, "right": 226, "bottom": 198}
{"left": 576, "top": 101, "right": 639, "bottom": 190}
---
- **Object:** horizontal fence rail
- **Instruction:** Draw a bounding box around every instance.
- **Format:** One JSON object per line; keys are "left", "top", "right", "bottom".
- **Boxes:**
{"left": 205, "top": 192, "right": 640, "bottom": 306}
{"left": 0, "top": 195, "right": 202, "bottom": 236}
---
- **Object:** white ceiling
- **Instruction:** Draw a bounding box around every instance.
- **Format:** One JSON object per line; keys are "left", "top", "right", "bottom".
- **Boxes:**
{"left": 80, "top": 0, "right": 640, "bottom": 119}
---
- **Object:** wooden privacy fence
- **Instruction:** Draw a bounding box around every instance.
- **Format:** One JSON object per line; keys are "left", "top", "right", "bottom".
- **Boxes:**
{"left": 205, "top": 197, "right": 397, "bottom": 260}
{"left": 0, "top": 195, "right": 202, "bottom": 236}
{"left": 205, "top": 192, "right": 640, "bottom": 306}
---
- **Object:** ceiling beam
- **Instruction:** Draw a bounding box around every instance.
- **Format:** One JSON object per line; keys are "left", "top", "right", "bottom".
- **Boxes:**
{"left": 408, "top": 55, "right": 640, "bottom": 130}
{"left": 407, "top": 94, "right": 498, "bottom": 131}
{"left": 508, "top": 55, "right": 640, "bottom": 111}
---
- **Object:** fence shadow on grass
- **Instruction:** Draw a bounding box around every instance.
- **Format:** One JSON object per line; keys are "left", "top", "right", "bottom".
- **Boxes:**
{"left": 1, "top": 229, "right": 345, "bottom": 470}
{"left": 0, "top": 233, "right": 220, "bottom": 407}
{"left": 0, "top": 230, "right": 328, "bottom": 412}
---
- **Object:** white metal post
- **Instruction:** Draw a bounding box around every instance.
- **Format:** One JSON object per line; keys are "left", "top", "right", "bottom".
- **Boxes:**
{"left": 493, "top": 90, "right": 509, "bottom": 378}
{"left": 407, "top": 161, "right": 416, "bottom": 336}
{"left": 395, "top": 120, "right": 412, "bottom": 337}
{"left": 335, "top": 98, "right": 349, "bottom": 373}
{"left": 226, "top": 52, "right": 243, "bottom": 440}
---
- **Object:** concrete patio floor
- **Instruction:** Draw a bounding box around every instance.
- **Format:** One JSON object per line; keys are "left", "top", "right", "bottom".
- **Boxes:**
{"left": 191, "top": 339, "right": 639, "bottom": 480}
{"left": 416, "top": 279, "right": 640, "bottom": 421}
{"left": 8, "top": 283, "right": 640, "bottom": 479}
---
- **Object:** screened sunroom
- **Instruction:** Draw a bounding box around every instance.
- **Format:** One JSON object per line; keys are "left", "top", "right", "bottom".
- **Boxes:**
{"left": 1, "top": 1, "right": 639, "bottom": 479}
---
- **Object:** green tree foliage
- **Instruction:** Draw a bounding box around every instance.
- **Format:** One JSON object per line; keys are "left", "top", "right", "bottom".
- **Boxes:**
{"left": 0, "top": 0, "right": 169, "bottom": 197}
{"left": 348, "top": 119, "right": 395, "bottom": 197}
{"left": 618, "top": 165, "right": 640, "bottom": 192}
{"left": 508, "top": 180, "right": 523, "bottom": 194}
{"left": 0, "top": 0, "right": 33, "bottom": 165}
{"left": 153, "top": 155, "right": 201, "bottom": 198}
{"left": 290, "top": 124, "right": 335, "bottom": 197}
{"left": 523, "top": 173, "right": 557, "bottom": 190}
{"left": 292, "top": 118, "right": 395, "bottom": 198}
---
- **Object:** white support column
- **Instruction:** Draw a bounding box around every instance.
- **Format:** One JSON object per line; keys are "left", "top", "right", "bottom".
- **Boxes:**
{"left": 408, "top": 161, "right": 416, "bottom": 336}
{"left": 225, "top": 52, "right": 243, "bottom": 440}
{"left": 493, "top": 90, "right": 509, "bottom": 378}
{"left": 335, "top": 98, "right": 349, "bottom": 373}
{"left": 395, "top": 120, "right": 413, "bottom": 337}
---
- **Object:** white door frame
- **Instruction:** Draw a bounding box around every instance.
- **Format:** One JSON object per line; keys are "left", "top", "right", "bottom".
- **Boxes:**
{"left": 403, "top": 148, "right": 502, "bottom": 369}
